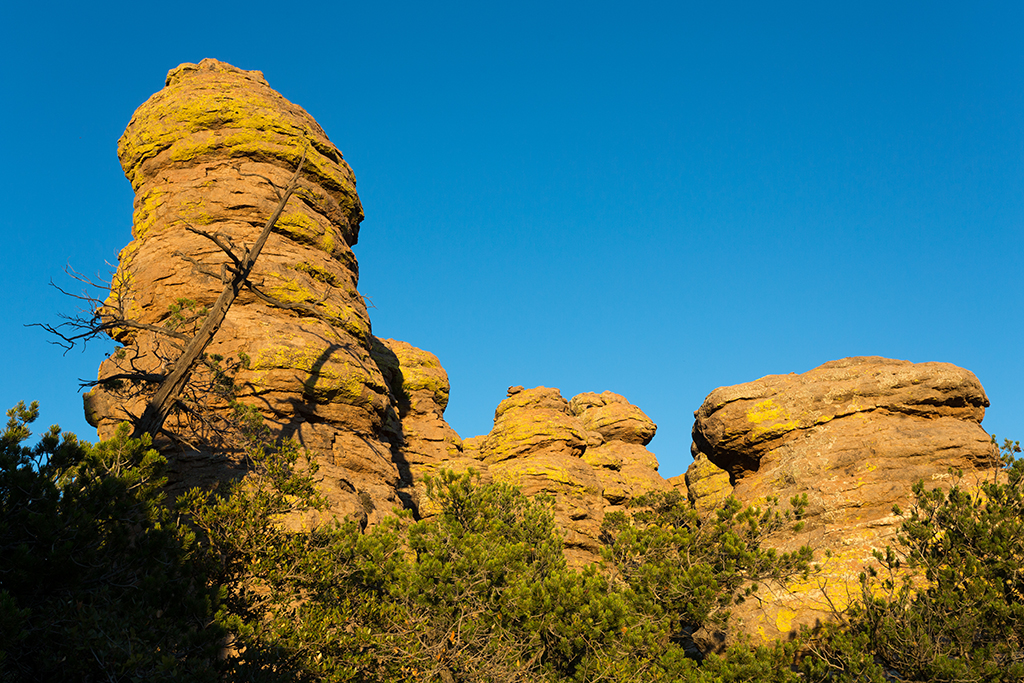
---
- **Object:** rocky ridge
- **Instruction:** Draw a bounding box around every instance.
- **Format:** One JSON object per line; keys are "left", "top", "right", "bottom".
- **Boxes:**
{"left": 87, "top": 59, "right": 1003, "bottom": 646}
{"left": 691, "top": 356, "right": 999, "bottom": 644}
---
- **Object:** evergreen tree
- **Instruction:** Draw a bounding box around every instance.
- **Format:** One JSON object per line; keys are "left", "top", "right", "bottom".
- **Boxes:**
{"left": 0, "top": 402, "right": 222, "bottom": 681}
{"left": 801, "top": 438, "right": 1024, "bottom": 682}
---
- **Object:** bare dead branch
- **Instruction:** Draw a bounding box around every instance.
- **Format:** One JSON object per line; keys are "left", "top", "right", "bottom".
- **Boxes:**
{"left": 28, "top": 316, "right": 191, "bottom": 354}
{"left": 80, "top": 372, "right": 167, "bottom": 389}
{"left": 174, "top": 252, "right": 224, "bottom": 281}
{"left": 132, "top": 149, "right": 308, "bottom": 439}
{"left": 236, "top": 169, "right": 287, "bottom": 201}
{"left": 183, "top": 224, "right": 244, "bottom": 269}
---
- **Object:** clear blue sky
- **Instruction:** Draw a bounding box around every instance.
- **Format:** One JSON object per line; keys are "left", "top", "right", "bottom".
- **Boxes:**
{"left": 1, "top": 1, "right": 1020, "bottom": 477}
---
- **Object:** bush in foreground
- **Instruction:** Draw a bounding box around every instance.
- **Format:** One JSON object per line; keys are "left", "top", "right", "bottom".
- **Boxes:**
{"left": 4, "top": 399, "right": 1021, "bottom": 682}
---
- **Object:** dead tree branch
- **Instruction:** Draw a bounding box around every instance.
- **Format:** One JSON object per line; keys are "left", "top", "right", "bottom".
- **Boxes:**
{"left": 131, "top": 151, "right": 307, "bottom": 439}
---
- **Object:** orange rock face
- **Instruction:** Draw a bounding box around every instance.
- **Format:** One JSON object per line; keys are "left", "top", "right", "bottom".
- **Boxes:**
{"left": 691, "top": 356, "right": 1000, "bottom": 644}
{"left": 86, "top": 59, "right": 403, "bottom": 524}
{"left": 471, "top": 386, "right": 672, "bottom": 565}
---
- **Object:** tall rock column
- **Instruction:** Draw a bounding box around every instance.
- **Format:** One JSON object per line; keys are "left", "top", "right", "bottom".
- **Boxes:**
{"left": 85, "top": 59, "right": 401, "bottom": 524}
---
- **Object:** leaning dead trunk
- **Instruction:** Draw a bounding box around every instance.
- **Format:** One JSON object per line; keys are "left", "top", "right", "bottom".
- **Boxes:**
{"left": 131, "top": 156, "right": 305, "bottom": 439}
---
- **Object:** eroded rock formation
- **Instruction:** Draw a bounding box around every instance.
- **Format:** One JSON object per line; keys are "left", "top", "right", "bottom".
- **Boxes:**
{"left": 84, "top": 58, "right": 674, "bottom": 545}
{"left": 690, "top": 356, "right": 1000, "bottom": 644}
{"left": 85, "top": 59, "right": 406, "bottom": 525}
{"left": 86, "top": 59, "right": 1005, "bottom": 650}
{"left": 469, "top": 386, "right": 671, "bottom": 565}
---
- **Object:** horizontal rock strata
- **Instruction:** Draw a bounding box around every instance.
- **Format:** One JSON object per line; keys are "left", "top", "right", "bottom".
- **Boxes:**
{"left": 691, "top": 356, "right": 1000, "bottom": 645}
{"left": 86, "top": 59, "right": 402, "bottom": 525}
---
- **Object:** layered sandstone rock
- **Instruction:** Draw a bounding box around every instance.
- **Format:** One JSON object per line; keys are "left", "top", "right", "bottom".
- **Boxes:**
{"left": 84, "top": 59, "right": 403, "bottom": 525}
{"left": 474, "top": 386, "right": 671, "bottom": 565}
{"left": 479, "top": 387, "right": 603, "bottom": 564}
{"left": 692, "top": 356, "right": 1000, "bottom": 644}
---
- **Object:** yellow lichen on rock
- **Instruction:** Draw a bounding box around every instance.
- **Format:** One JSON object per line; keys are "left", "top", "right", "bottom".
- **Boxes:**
{"left": 746, "top": 399, "right": 798, "bottom": 438}
{"left": 691, "top": 356, "right": 1001, "bottom": 648}
{"left": 250, "top": 342, "right": 384, "bottom": 407}
{"left": 119, "top": 61, "right": 360, "bottom": 209}
{"left": 88, "top": 59, "right": 404, "bottom": 529}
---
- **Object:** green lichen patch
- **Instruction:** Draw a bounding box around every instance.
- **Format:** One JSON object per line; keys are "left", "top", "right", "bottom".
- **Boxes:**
{"left": 321, "top": 230, "right": 336, "bottom": 255}
{"left": 275, "top": 211, "right": 320, "bottom": 242}
{"left": 123, "top": 102, "right": 357, "bottom": 208}
{"left": 481, "top": 412, "right": 586, "bottom": 465}
{"left": 177, "top": 198, "right": 213, "bottom": 226}
{"left": 266, "top": 272, "right": 318, "bottom": 306}
{"left": 322, "top": 303, "right": 371, "bottom": 343}
{"left": 250, "top": 342, "right": 382, "bottom": 407}
{"left": 265, "top": 272, "right": 370, "bottom": 343}
{"left": 382, "top": 341, "right": 451, "bottom": 409}
{"left": 747, "top": 399, "right": 784, "bottom": 424}
{"left": 273, "top": 210, "right": 347, "bottom": 259}
{"left": 132, "top": 189, "right": 167, "bottom": 240}
{"left": 490, "top": 459, "right": 593, "bottom": 497}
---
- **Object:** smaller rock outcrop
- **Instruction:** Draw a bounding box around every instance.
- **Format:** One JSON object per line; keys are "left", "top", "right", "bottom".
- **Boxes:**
{"left": 683, "top": 450, "right": 732, "bottom": 517}
{"left": 572, "top": 391, "right": 669, "bottom": 507}
{"left": 371, "top": 337, "right": 476, "bottom": 516}
{"left": 472, "top": 386, "right": 671, "bottom": 565}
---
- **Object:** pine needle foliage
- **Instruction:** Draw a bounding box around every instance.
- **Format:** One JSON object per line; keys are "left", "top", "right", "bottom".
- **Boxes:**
{"left": 0, "top": 402, "right": 223, "bottom": 682}
{"left": 800, "top": 438, "right": 1024, "bottom": 682}
{"left": 6, "top": 398, "right": 1023, "bottom": 683}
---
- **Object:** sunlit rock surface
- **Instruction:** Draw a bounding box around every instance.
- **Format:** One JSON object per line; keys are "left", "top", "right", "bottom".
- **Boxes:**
{"left": 87, "top": 59, "right": 401, "bottom": 524}
{"left": 84, "top": 63, "right": 1006, "bottom": 649}
{"left": 472, "top": 386, "right": 671, "bottom": 565}
{"left": 692, "top": 356, "right": 1000, "bottom": 645}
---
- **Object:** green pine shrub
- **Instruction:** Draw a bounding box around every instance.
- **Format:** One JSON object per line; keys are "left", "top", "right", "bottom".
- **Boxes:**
{"left": 7, "top": 396, "right": 1021, "bottom": 683}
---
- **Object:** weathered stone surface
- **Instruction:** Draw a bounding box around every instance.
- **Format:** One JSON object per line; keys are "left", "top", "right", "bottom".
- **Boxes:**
{"left": 84, "top": 59, "right": 401, "bottom": 525}
{"left": 667, "top": 473, "right": 689, "bottom": 500}
{"left": 684, "top": 450, "right": 733, "bottom": 517}
{"left": 87, "top": 70, "right": 1011, "bottom": 649}
{"left": 569, "top": 391, "right": 657, "bottom": 446}
{"left": 371, "top": 337, "right": 477, "bottom": 518}
{"left": 473, "top": 386, "right": 671, "bottom": 565}
{"left": 692, "top": 356, "right": 1000, "bottom": 645}
{"left": 479, "top": 387, "right": 598, "bottom": 563}
{"left": 82, "top": 58, "right": 675, "bottom": 546}
{"left": 461, "top": 435, "right": 486, "bottom": 461}
{"left": 480, "top": 387, "right": 587, "bottom": 464}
